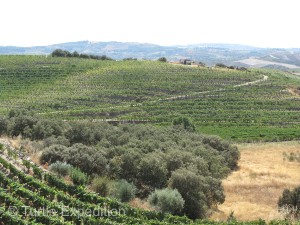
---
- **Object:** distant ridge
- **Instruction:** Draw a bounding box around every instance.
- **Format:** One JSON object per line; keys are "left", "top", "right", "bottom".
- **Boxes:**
{"left": 1, "top": 41, "right": 300, "bottom": 67}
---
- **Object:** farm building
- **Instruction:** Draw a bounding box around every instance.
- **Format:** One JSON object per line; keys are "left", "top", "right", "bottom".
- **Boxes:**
{"left": 179, "top": 59, "right": 193, "bottom": 65}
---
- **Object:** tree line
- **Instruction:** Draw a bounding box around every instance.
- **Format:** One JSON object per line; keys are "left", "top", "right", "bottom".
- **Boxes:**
{"left": 51, "top": 49, "right": 113, "bottom": 60}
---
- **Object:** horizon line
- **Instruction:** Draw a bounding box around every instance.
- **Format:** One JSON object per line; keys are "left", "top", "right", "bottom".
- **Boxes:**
{"left": 1, "top": 40, "right": 300, "bottom": 49}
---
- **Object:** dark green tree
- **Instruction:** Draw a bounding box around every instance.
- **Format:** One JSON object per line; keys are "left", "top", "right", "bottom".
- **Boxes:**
{"left": 65, "top": 143, "right": 107, "bottom": 175}
{"left": 173, "top": 117, "right": 195, "bottom": 132}
{"left": 72, "top": 51, "right": 79, "bottom": 57}
{"left": 158, "top": 57, "right": 167, "bottom": 62}
{"left": 202, "top": 136, "right": 240, "bottom": 170}
{"left": 138, "top": 153, "right": 168, "bottom": 190}
{"left": 51, "top": 49, "right": 71, "bottom": 57}
{"left": 168, "top": 168, "right": 224, "bottom": 219}
{"left": 79, "top": 53, "right": 90, "bottom": 59}
{"left": 113, "top": 149, "right": 142, "bottom": 182}
{"left": 91, "top": 176, "right": 111, "bottom": 197}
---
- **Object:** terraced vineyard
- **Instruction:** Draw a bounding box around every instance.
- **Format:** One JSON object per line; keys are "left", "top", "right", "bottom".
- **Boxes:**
{"left": 0, "top": 143, "right": 286, "bottom": 224}
{"left": 0, "top": 56, "right": 300, "bottom": 141}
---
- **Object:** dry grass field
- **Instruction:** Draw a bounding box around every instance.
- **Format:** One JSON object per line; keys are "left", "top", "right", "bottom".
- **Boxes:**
{"left": 211, "top": 141, "right": 300, "bottom": 221}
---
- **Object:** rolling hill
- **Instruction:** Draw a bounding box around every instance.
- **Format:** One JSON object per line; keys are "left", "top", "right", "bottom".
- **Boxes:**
{"left": 1, "top": 41, "right": 300, "bottom": 67}
{"left": 0, "top": 55, "right": 299, "bottom": 141}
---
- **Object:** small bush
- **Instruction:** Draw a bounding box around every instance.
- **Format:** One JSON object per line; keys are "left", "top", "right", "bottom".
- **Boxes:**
{"left": 32, "top": 165, "right": 43, "bottom": 180}
{"left": 278, "top": 186, "right": 300, "bottom": 219}
{"left": 148, "top": 188, "right": 184, "bottom": 215}
{"left": 283, "top": 151, "right": 300, "bottom": 162}
{"left": 70, "top": 167, "right": 88, "bottom": 186}
{"left": 91, "top": 176, "right": 111, "bottom": 197}
{"left": 109, "top": 179, "right": 136, "bottom": 202}
{"left": 227, "top": 211, "right": 237, "bottom": 222}
{"left": 22, "top": 159, "right": 31, "bottom": 173}
{"left": 49, "top": 161, "right": 71, "bottom": 178}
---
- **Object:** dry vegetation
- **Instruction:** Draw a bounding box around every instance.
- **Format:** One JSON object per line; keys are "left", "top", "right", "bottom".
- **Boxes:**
{"left": 288, "top": 87, "right": 300, "bottom": 96}
{"left": 129, "top": 198, "right": 153, "bottom": 211}
{"left": 211, "top": 141, "right": 300, "bottom": 221}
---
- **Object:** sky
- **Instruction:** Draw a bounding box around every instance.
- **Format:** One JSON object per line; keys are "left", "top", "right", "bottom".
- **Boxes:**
{"left": 1, "top": 0, "right": 299, "bottom": 48}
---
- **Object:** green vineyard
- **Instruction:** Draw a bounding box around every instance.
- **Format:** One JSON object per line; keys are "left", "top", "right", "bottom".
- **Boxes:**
{"left": 0, "top": 56, "right": 299, "bottom": 141}
{"left": 0, "top": 146, "right": 290, "bottom": 225}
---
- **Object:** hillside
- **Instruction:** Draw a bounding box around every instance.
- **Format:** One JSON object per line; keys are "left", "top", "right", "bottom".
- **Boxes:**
{"left": 0, "top": 136, "right": 278, "bottom": 225}
{"left": 1, "top": 41, "right": 300, "bottom": 67}
{"left": 0, "top": 55, "right": 300, "bottom": 224}
{"left": 0, "top": 55, "right": 300, "bottom": 141}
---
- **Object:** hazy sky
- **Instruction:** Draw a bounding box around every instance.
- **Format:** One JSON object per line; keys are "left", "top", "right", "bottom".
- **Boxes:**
{"left": 1, "top": 0, "right": 299, "bottom": 48}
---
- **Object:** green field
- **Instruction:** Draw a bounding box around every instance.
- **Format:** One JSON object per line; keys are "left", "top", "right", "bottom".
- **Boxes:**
{"left": 0, "top": 55, "right": 300, "bottom": 141}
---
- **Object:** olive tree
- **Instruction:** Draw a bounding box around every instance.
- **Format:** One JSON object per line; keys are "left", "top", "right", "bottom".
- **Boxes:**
{"left": 148, "top": 188, "right": 184, "bottom": 215}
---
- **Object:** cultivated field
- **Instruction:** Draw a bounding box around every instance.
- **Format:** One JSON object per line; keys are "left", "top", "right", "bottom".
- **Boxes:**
{"left": 0, "top": 56, "right": 300, "bottom": 141}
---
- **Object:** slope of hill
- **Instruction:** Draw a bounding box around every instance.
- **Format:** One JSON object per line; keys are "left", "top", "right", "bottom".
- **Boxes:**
{"left": 0, "top": 55, "right": 300, "bottom": 225}
{"left": 0, "top": 55, "right": 300, "bottom": 142}
{"left": 259, "top": 50, "right": 300, "bottom": 67}
{"left": 235, "top": 58, "right": 300, "bottom": 70}
{"left": 0, "top": 142, "right": 196, "bottom": 224}
{"left": 1, "top": 41, "right": 300, "bottom": 67}
{"left": 0, "top": 137, "right": 280, "bottom": 224}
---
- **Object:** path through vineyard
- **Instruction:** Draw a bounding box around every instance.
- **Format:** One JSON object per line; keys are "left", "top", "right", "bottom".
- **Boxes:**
{"left": 41, "top": 74, "right": 269, "bottom": 121}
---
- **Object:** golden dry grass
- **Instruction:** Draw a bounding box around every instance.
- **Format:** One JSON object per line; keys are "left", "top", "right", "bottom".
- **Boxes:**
{"left": 8, "top": 136, "right": 22, "bottom": 149}
{"left": 211, "top": 141, "right": 300, "bottom": 222}
{"left": 129, "top": 198, "right": 154, "bottom": 211}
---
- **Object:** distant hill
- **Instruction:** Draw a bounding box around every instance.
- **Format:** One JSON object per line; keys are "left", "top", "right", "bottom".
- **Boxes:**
{"left": 235, "top": 58, "right": 300, "bottom": 70}
{"left": 1, "top": 41, "right": 300, "bottom": 67}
